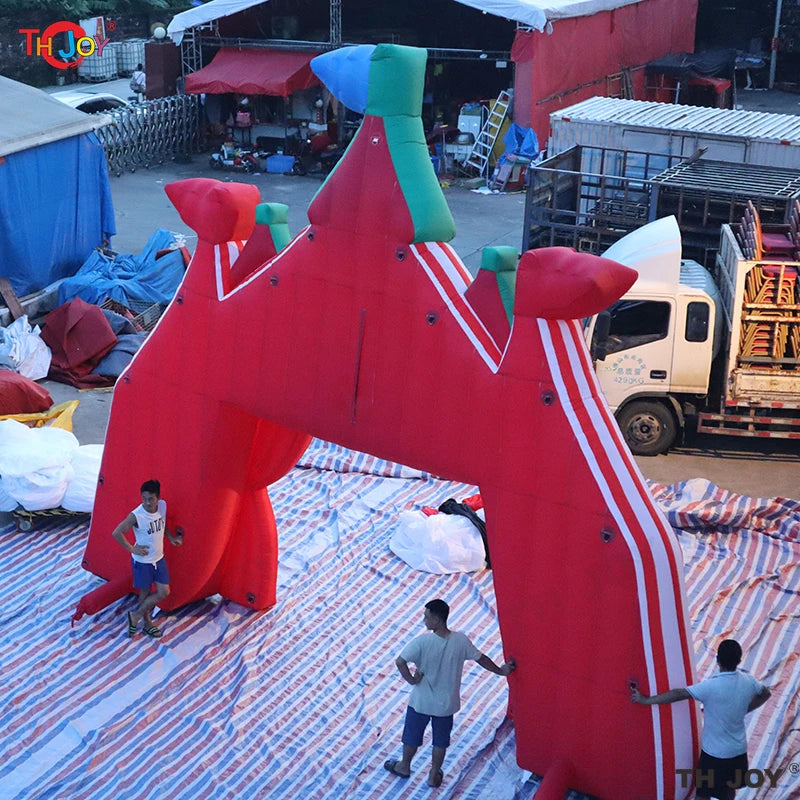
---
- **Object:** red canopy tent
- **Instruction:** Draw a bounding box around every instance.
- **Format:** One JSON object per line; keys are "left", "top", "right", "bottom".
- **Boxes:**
{"left": 184, "top": 47, "right": 321, "bottom": 97}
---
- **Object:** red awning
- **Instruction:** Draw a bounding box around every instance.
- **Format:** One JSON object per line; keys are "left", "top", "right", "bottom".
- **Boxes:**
{"left": 185, "top": 48, "right": 321, "bottom": 97}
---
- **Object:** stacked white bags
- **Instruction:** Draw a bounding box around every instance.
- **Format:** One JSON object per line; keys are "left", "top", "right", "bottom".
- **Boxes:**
{"left": 62, "top": 445, "right": 103, "bottom": 512}
{"left": 389, "top": 509, "right": 487, "bottom": 574}
{"left": 0, "top": 420, "right": 101, "bottom": 512}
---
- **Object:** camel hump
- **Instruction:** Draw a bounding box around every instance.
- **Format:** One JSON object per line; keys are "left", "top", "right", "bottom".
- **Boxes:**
{"left": 514, "top": 247, "right": 637, "bottom": 321}
{"left": 165, "top": 178, "right": 259, "bottom": 244}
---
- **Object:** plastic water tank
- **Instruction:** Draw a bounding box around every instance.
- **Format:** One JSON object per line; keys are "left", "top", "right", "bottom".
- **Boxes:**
{"left": 77, "top": 42, "right": 118, "bottom": 81}
{"left": 118, "top": 39, "right": 146, "bottom": 76}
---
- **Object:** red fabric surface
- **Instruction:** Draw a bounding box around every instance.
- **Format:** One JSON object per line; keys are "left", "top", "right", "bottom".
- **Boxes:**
{"left": 464, "top": 270, "right": 512, "bottom": 348}
{"left": 184, "top": 48, "right": 321, "bottom": 97}
{"left": 688, "top": 75, "right": 732, "bottom": 93}
{"left": 166, "top": 179, "right": 258, "bottom": 248}
{"left": 228, "top": 224, "right": 280, "bottom": 287}
{"left": 0, "top": 370, "right": 53, "bottom": 414}
{"left": 512, "top": 0, "right": 698, "bottom": 144}
{"left": 40, "top": 298, "right": 118, "bottom": 388}
{"left": 308, "top": 115, "right": 416, "bottom": 243}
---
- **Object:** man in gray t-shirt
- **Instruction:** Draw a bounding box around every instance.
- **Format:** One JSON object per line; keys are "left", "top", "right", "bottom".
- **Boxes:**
{"left": 631, "top": 639, "right": 771, "bottom": 800}
{"left": 384, "top": 598, "right": 516, "bottom": 788}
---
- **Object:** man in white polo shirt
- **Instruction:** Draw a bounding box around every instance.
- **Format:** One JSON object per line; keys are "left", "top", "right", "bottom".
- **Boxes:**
{"left": 631, "top": 639, "right": 771, "bottom": 799}
{"left": 384, "top": 598, "right": 516, "bottom": 788}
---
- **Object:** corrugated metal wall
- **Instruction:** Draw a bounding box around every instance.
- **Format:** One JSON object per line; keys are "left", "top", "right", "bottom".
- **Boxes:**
{"left": 549, "top": 97, "right": 800, "bottom": 169}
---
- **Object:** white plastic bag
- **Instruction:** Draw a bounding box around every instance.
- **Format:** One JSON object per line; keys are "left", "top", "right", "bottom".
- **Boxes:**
{"left": 0, "top": 420, "right": 79, "bottom": 476}
{"left": 0, "top": 420, "right": 79, "bottom": 510}
{"left": 62, "top": 445, "right": 103, "bottom": 512}
{"left": 2, "top": 463, "right": 75, "bottom": 511}
{"left": 0, "top": 478, "right": 18, "bottom": 512}
{"left": 389, "top": 510, "right": 486, "bottom": 574}
{"left": 0, "top": 316, "right": 51, "bottom": 380}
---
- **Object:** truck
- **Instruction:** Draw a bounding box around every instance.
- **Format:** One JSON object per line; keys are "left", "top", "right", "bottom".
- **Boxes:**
{"left": 584, "top": 215, "right": 800, "bottom": 454}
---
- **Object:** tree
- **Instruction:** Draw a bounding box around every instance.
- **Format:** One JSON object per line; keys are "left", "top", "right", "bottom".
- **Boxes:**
{"left": 0, "top": 0, "right": 185, "bottom": 18}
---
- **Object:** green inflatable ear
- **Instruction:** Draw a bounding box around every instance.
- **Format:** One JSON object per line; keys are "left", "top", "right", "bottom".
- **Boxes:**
{"left": 367, "top": 44, "right": 456, "bottom": 244}
{"left": 255, "top": 202, "right": 292, "bottom": 253}
{"left": 480, "top": 246, "right": 519, "bottom": 325}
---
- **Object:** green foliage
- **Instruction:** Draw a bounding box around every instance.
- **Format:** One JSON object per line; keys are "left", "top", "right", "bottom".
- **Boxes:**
{"left": 0, "top": 0, "right": 178, "bottom": 17}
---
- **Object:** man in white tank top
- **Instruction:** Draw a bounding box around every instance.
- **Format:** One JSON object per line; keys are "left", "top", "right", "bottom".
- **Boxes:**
{"left": 385, "top": 598, "right": 516, "bottom": 788}
{"left": 111, "top": 479, "right": 183, "bottom": 638}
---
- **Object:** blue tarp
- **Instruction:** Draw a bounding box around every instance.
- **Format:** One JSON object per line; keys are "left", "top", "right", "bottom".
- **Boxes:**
{"left": 0, "top": 132, "right": 115, "bottom": 298}
{"left": 57, "top": 229, "right": 185, "bottom": 308}
{"left": 498, "top": 123, "right": 539, "bottom": 166}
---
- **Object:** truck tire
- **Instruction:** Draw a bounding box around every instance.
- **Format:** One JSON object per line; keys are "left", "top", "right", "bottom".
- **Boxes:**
{"left": 616, "top": 401, "right": 676, "bottom": 456}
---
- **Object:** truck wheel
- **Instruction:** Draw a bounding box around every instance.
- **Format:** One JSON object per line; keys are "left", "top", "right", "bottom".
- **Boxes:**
{"left": 616, "top": 401, "right": 676, "bottom": 456}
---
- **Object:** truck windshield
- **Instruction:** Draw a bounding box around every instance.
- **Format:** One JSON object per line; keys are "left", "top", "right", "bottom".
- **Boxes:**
{"left": 596, "top": 300, "right": 671, "bottom": 355}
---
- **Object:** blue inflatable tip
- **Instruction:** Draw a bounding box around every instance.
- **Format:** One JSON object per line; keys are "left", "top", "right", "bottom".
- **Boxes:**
{"left": 311, "top": 45, "right": 376, "bottom": 115}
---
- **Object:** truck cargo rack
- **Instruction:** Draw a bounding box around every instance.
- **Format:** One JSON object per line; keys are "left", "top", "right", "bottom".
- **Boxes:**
{"left": 698, "top": 405, "right": 800, "bottom": 439}
{"left": 524, "top": 145, "right": 800, "bottom": 268}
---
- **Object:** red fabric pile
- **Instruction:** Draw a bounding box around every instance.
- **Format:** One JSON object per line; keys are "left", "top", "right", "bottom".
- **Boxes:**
{"left": 0, "top": 371, "right": 53, "bottom": 414}
{"left": 40, "top": 298, "right": 118, "bottom": 388}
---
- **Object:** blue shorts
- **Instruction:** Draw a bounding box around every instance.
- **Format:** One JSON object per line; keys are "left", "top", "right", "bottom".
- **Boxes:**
{"left": 402, "top": 705, "right": 454, "bottom": 749}
{"left": 132, "top": 557, "right": 169, "bottom": 590}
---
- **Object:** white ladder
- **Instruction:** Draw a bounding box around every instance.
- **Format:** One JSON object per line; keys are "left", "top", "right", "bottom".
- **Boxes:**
{"left": 465, "top": 90, "right": 511, "bottom": 177}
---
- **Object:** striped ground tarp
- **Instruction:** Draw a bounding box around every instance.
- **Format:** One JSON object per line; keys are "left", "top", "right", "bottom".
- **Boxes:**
{"left": 0, "top": 442, "right": 797, "bottom": 800}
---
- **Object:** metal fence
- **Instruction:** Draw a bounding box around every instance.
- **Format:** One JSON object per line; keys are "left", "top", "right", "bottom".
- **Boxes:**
{"left": 95, "top": 95, "right": 203, "bottom": 176}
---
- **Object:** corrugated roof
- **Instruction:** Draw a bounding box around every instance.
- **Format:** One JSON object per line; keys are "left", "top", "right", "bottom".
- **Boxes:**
{"left": 0, "top": 76, "right": 110, "bottom": 158}
{"left": 553, "top": 97, "right": 800, "bottom": 144}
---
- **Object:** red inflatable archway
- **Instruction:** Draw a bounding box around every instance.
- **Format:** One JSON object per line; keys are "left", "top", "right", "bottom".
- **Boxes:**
{"left": 76, "top": 44, "right": 698, "bottom": 800}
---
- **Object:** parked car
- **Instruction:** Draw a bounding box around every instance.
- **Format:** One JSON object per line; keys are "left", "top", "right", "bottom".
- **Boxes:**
{"left": 52, "top": 90, "right": 132, "bottom": 114}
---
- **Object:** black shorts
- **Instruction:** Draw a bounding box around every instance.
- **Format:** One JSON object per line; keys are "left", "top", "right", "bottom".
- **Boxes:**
{"left": 695, "top": 750, "right": 748, "bottom": 798}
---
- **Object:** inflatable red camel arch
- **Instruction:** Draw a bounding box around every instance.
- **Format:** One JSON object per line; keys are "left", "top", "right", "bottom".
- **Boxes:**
{"left": 76, "top": 44, "right": 698, "bottom": 800}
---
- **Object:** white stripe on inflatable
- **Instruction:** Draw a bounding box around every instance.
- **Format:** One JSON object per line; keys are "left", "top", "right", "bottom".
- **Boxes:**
{"left": 557, "top": 319, "right": 696, "bottom": 799}
{"left": 227, "top": 240, "right": 242, "bottom": 268}
{"left": 538, "top": 318, "right": 664, "bottom": 799}
{"left": 214, "top": 243, "right": 225, "bottom": 301}
{"left": 424, "top": 242, "right": 503, "bottom": 352}
{"left": 410, "top": 244, "right": 501, "bottom": 373}
{"left": 426, "top": 241, "right": 471, "bottom": 292}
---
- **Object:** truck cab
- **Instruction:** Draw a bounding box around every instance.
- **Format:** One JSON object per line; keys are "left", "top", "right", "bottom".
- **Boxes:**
{"left": 584, "top": 217, "right": 722, "bottom": 454}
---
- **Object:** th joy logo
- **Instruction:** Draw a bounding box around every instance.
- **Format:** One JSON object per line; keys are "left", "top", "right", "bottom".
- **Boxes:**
{"left": 19, "top": 21, "right": 112, "bottom": 70}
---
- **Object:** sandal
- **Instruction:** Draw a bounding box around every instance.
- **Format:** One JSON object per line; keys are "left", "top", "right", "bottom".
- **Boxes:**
{"left": 428, "top": 769, "right": 443, "bottom": 788}
{"left": 126, "top": 611, "right": 137, "bottom": 638}
{"left": 143, "top": 624, "right": 162, "bottom": 638}
{"left": 383, "top": 759, "right": 410, "bottom": 779}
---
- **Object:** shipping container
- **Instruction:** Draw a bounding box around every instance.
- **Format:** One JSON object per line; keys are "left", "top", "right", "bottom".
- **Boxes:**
{"left": 549, "top": 97, "right": 800, "bottom": 170}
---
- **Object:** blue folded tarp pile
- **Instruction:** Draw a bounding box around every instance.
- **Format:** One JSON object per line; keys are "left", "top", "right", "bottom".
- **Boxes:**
{"left": 57, "top": 229, "right": 185, "bottom": 310}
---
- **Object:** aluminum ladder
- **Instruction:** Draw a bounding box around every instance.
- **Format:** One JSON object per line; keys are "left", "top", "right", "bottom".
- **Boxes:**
{"left": 465, "top": 90, "right": 511, "bottom": 178}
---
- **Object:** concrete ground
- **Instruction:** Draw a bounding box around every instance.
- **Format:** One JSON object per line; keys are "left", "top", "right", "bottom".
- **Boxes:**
{"left": 19, "top": 78, "right": 800, "bottom": 500}
{"left": 735, "top": 87, "right": 800, "bottom": 115}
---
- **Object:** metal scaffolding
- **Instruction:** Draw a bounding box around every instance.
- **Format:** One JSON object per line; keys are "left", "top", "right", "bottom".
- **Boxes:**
{"left": 177, "top": 2, "right": 510, "bottom": 77}
{"left": 330, "top": 0, "right": 342, "bottom": 45}
{"left": 181, "top": 26, "right": 203, "bottom": 76}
